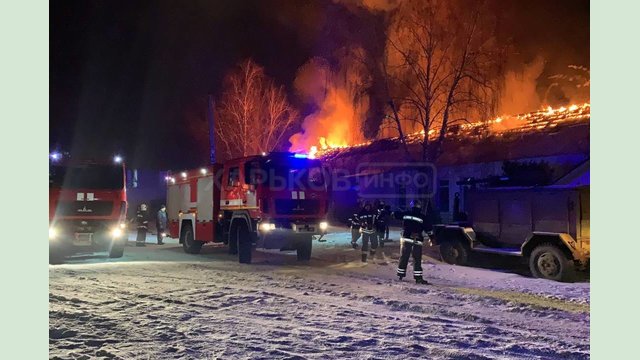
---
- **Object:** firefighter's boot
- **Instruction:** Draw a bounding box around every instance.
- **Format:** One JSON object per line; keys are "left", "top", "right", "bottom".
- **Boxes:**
{"left": 351, "top": 242, "right": 358, "bottom": 249}
{"left": 415, "top": 278, "right": 430, "bottom": 285}
{"left": 361, "top": 253, "right": 367, "bottom": 263}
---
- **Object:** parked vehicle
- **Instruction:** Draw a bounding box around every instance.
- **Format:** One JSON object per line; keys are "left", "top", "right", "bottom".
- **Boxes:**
{"left": 49, "top": 155, "right": 128, "bottom": 263}
{"left": 166, "top": 152, "right": 329, "bottom": 263}
{"left": 432, "top": 185, "right": 590, "bottom": 281}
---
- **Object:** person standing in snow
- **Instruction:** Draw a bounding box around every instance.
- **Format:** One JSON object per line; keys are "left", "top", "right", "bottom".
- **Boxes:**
{"left": 358, "top": 202, "right": 378, "bottom": 262}
{"left": 135, "top": 203, "right": 150, "bottom": 247}
{"left": 393, "top": 199, "right": 432, "bottom": 284}
{"left": 156, "top": 204, "right": 168, "bottom": 245}
{"left": 375, "top": 201, "right": 390, "bottom": 248}
{"left": 347, "top": 212, "right": 361, "bottom": 249}
{"left": 384, "top": 204, "right": 391, "bottom": 241}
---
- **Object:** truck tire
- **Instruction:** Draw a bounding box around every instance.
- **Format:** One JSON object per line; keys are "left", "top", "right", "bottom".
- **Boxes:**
{"left": 49, "top": 244, "right": 65, "bottom": 265}
{"left": 108, "top": 239, "right": 125, "bottom": 258}
{"left": 228, "top": 222, "right": 238, "bottom": 255}
{"left": 181, "top": 223, "right": 203, "bottom": 254}
{"left": 236, "top": 222, "right": 252, "bottom": 264}
{"left": 529, "top": 244, "right": 575, "bottom": 282}
{"left": 296, "top": 236, "right": 312, "bottom": 261}
{"left": 440, "top": 240, "right": 468, "bottom": 265}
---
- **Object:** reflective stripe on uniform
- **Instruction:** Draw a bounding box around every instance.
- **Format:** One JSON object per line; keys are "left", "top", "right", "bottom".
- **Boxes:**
{"left": 397, "top": 268, "right": 406, "bottom": 274}
{"left": 400, "top": 237, "right": 424, "bottom": 246}
{"left": 362, "top": 229, "right": 376, "bottom": 234}
{"left": 403, "top": 215, "right": 423, "bottom": 223}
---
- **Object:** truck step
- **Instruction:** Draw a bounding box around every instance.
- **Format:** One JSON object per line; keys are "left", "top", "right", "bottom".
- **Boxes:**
{"left": 471, "top": 244, "right": 522, "bottom": 257}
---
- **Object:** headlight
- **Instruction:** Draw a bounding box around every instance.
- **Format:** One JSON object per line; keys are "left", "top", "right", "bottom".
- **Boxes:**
{"left": 111, "top": 227, "right": 123, "bottom": 237}
{"left": 319, "top": 221, "right": 328, "bottom": 231}
{"left": 119, "top": 223, "right": 126, "bottom": 229}
{"left": 259, "top": 223, "right": 276, "bottom": 231}
{"left": 49, "top": 227, "right": 57, "bottom": 240}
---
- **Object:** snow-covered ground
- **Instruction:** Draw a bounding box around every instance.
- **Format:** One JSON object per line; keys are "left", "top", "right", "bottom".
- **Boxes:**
{"left": 50, "top": 227, "right": 590, "bottom": 359}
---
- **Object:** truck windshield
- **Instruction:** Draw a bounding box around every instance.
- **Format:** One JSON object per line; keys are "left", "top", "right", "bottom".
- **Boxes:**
{"left": 49, "top": 164, "right": 124, "bottom": 190}
{"left": 263, "top": 161, "right": 325, "bottom": 190}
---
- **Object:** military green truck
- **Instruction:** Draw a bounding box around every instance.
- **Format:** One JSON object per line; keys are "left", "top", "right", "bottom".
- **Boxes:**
{"left": 432, "top": 185, "right": 590, "bottom": 281}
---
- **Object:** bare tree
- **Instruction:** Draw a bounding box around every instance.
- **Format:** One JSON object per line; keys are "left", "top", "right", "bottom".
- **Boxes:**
{"left": 216, "top": 59, "right": 298, "bottom": 159}
{"left": 382, "top": 0, "right": 504, "bottom": 163}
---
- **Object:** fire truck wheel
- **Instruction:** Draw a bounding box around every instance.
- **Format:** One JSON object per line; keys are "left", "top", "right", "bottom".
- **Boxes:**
{"left": 108, "top": 239, "right": 125, "bottom": 258}
{"left": 296, "top": 237, "right": 312, "bottom": 261}
{"left": 529, "top": 244, "right": 575, "bottom": 282}
{"left": 440, "top": 240, "right": 468, "bottom": 265}
{"left": 228, "top": 223, "right": 238, "bottom": 255}
{"left": 181, "top": 223, "right": 203, "bottom": 254}
{"left": 49, "top": 244, "right": 65, "bottom": 265}
{"left": 237, "top": 222, "right": 252, "bottom": 264}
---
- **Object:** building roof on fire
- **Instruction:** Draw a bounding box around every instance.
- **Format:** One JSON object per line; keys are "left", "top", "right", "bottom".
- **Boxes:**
{"left": 322, "top": 107, "right": 590, "bottom": 171}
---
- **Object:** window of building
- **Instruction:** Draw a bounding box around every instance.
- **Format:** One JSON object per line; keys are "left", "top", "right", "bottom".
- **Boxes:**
{"left": 438, "top": 179, "right": 450, "bottom": 212}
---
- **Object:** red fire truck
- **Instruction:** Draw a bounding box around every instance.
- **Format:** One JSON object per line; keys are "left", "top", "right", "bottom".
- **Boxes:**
{"left": 166, "top": 152, "right": 329, "bottom": 263}
{"left": 48, "top": 154, "right": 128, "bottom": 263}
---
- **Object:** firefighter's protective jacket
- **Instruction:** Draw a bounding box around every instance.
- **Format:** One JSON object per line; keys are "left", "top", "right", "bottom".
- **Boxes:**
{"left": 358, "top": 208, "right": 377, "bottom": 233}
{"left": 348, "top": 213, "right": 361, "bottom": 230}
{"left": 393, "top": 208, "right": 431, "bottom": 239}
{"left": 136, "top": 209, "right": 150, "bottom": 229}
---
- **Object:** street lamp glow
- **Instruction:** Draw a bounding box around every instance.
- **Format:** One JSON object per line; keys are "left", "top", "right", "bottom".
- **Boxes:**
{"left": 181, "top": 172, "right": 187, "bottom": 179}
{"left": 113, "top": 155, "right": 123, "bottom": 164}
{"left": 200, "top": 168, "right": 207, "bottom": 175}
{"left": 50, "top": 152, "right": 61, "bottom": 161}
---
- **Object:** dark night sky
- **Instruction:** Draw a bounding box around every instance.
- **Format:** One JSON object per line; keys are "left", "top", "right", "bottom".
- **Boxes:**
{"left": 50, "top": 0, "right": 589, "bottom": 169}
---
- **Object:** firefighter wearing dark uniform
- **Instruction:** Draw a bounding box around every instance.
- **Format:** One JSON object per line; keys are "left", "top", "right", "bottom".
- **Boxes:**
{"left": 393, "top": 200, "right": 431, "bottom": 284}
{"left": 135, "top": 203, "right": 150, "bottom": 247}
{"left": 358, "top": 202, "right": 378, "bottom": 262}
{"left": 376, "top": 201, "right": 390, "bottom": 248}
{"left": 348, "top": 212, "right": 361, "bottom": 249}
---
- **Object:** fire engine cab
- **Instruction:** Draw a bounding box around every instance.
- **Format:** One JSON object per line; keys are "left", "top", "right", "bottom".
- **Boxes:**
{"left": 167, "top": 152, "right": 329, "bottom": 263}
{"left": 48, "top": 154, "right": 128, "bottom": 264}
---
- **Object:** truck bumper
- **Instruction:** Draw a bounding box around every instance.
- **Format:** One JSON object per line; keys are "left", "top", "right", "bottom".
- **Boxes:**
{"left": 256, "top": 220, "right": 327, "bottom": 250}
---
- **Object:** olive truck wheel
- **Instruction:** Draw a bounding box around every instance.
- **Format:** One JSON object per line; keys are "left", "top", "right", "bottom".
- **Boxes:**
{"left": 529, "top": 244, "right": 575, "bottom": 282}
{"left": 440, "top": 240, "right": 469, "bottom": 265}
{"left": 181, "top": 223, "right": 203, "bottom": 254}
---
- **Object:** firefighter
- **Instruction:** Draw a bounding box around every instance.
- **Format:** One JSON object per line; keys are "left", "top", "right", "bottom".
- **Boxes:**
{"left": 135, "top": 203, "right": 150, "bottom": 247}
{"left": 393, "top": 199, "right": 432, "bottom": 284}
{"left": 375, "top": 201, "right": 390, "bottom": 248}
{"left": 347, "top": 212, "right": 361, "bottom": 249}
{"left": 384, "top": 204, "right": 391, "bottom": 241}
{"left": 156, "top": 204, "right": 168, "bottom": 245}
{"left": 358, "top": 202, "right": 378, "bottom": 262}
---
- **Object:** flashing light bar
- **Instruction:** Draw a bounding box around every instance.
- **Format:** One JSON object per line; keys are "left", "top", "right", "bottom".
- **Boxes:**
{"left": 49, "top": 152, "right": 61, "bottom": 161}
{"left": 293, "top": 153, "right": 308, "bottom": 159}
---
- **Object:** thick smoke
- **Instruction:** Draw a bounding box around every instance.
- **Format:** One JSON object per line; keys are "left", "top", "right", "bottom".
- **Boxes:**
{"left": 288, "top": 53, "right": 370, "bottom": 152}
{"left": 498, "top": 56, "right": 545, "bottom": 115}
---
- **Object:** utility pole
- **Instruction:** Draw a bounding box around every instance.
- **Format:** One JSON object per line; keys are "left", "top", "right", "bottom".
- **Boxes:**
{"left": 207, "top": 95, "right": 216, "bottom": 164}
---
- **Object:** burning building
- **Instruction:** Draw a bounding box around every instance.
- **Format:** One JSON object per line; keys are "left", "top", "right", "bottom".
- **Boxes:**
{"left": 321, "top": 104, "right": 590, "bottom": 222}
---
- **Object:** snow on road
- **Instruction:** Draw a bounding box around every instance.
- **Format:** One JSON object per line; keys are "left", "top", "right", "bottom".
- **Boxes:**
{"left": 50, "top": 228, "right": 589, "bottom": 359}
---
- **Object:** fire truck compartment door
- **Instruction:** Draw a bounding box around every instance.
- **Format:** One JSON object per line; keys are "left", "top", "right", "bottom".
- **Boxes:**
{"left": 197, "top": 175, "right": 214, "bottom": 221}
